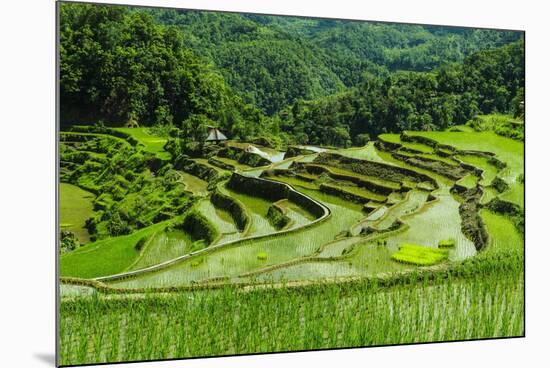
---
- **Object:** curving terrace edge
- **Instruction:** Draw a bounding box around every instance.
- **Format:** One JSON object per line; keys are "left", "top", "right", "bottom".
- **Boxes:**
{"left": 94, "top": 173, "right": 331, "bottom": 283}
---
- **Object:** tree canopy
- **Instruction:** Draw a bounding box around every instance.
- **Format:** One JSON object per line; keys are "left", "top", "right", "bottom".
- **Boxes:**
{"left": 60, "top": 3, "right": 524, "bottom": 147}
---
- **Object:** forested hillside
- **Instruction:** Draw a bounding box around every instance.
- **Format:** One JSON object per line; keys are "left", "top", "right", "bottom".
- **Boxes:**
{"left": 150, "top": 9, "right": 521, "bottom": 114}
{"left": 60, "top": 3, "right": 524, "bottom": 147}
{"left": 59, "top": 4, "right": 271, "bottom": 140}
{"left": 279, "top": 40, "right": 524, "bottom": 146}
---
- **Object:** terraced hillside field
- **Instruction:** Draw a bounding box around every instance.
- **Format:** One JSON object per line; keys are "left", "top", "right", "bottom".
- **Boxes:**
{"left": 59, "top": 125, "right": 524, "bottom": 366}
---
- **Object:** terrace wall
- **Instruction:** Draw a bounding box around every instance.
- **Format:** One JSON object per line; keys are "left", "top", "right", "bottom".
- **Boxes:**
{"left": 94, "top": 174, "right": 330, "bottom": 283}
{"left": 228, "top": 173, "right": 327, "bottom": 219}
{"left": 313, "top": 152, "right": 438, "bottom": 189}
{"left": 211, "top": 189, "right": 249, "bottom": 231}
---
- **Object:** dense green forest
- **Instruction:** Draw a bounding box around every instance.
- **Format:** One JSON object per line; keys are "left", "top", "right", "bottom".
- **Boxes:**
{"left": 60, "top": 3, "right": 524, "bottom": 147}
{"left": 59, "top": 5, "right": 272, "bottom": 140}
{"left": 279, "top": 41, "right": 525, "bottom": 146}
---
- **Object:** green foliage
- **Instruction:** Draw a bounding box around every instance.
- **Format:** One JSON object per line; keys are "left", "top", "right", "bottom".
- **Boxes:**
{"left": 177, "top": 210, "right": 219, "bottom": 245}
{"left": 60, "top": 221, "right": 168, "bottom": 278}
{"left": 134, "top": 234, "right": 152, "bottom": 251}
{"left": 149, "top": 9, "right": 520, "bottom": 114}
{"left": 60, "top": 131, "right": 193, "bottom": 240}
{"left": 256, "top": 251, "right": 268, "bottom": 260}
{"left": 60, "top": 3, "right": 523, "bottom": 148}
{"left": 181, "top": 114, "right": 211, "bottom": 144}
{"left": 60, "top": 231, "right": 81, "bottom": 254}
{"left": 190, "top": 257, "right": 205, "bottom": 267}
{"left": 190, "top": 240, "right": 207, "bottom": 253}
{"left": 279, "top": 40, "right": 524, "bottom": 146}
{"left": 466, "top": 114, "right": 524, "bottom": 140}
{"left": 266, "top": 204, "right": 291, "bottom": 230}
{"left": 59, "top": 3, "right": 269, "bottom": 141}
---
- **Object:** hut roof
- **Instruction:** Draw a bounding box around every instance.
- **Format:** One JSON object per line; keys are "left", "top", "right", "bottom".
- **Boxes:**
{"left": 206, "top": 128, "right": 228, "bottom": 141}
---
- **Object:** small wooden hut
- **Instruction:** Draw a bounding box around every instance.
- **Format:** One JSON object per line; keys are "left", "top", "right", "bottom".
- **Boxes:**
{"left": 205, "top": 127, "right": 228, "bottom": 145}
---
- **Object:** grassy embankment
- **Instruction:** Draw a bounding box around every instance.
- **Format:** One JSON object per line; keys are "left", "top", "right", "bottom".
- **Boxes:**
{"left": 60, "top": 183, "right": 95, "bottom": 243}
{"left": 113, "top": 128, "right": 170, "bottom": 160}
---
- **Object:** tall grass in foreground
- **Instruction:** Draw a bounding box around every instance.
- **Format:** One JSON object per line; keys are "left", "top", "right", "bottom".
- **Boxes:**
{"left": 60, "top": 253, "right": 523, "bottom": 366}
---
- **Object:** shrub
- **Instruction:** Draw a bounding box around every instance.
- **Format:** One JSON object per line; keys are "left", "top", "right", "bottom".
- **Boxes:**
{"left": 134, "top": 235, "right": 152, "bottom": 251}
{"left": 60, "top": 231, "right": 80, "bottom": 254}
{"left": 267, "top": 204, "right": 291, "bottom": 230}
{"left": 211, "top": 189, "right": 249, "bottom": 231}
{"left": 177, "top": 210, "right": 219, "bottom": 245}
{"left": 491, "top": 176, "right": 509, "bottom": 193}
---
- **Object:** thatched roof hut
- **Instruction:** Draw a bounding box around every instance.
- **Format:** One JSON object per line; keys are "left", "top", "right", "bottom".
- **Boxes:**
{"left": 205, "top": 127, "right": 228, "bottom": 144}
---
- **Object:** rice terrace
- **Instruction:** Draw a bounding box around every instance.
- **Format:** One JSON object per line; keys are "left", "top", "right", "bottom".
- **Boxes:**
{"left": 58, "top": 3, "right": 524, "bottom": 366}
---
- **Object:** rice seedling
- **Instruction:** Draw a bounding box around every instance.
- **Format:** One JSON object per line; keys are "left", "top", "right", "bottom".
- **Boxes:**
{"left": 438, "top": 238, "right": 456, "bottom": 248}
{"left": 418, "top": 153, "right": 458, "bottom": 166}
{"left": 480, "top": 209, "right": 523, "bottom": 253}
{"left": 402, "top": 142, "right": 434, "bottom": 154}
{"left": 391, "top": 243, "right": 449, "bottom": 266}
{"left": 500, "top": 182, "right": 524, "bottom": 208}
{"left": 378, "top": 133, "right": 401, "bottom": 144}
{"left": 59, "top": 264, "right": 523, "bottom": 366}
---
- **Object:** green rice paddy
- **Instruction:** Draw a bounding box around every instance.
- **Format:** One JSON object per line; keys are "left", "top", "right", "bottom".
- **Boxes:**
{"left": 60, "top": 183, "right": 95, "bottom": 243}
{"left": 60, "top": 126, "right": 523, "bottom": 365}
{"left": 456, "top": 173, "right": 479, "bottom": 189}
{"left": 114, "top": 128, "right": 170, "bottom": 160}
{"left": 220, "top": 186, "right": 277, "bottom": 237}
{"left": 60, "top": 221, "right": 169, "bottom": 278}
{"left": 336, "top": 142, "right": 387, "bottom": 163}
{"left": 402, "top": 142, "right": 434, "bottom": 154}
{"left": 59, "top": 267, "right": 523, "bottom": 366}
{"left": 408, "top": 130, "right": 524, "bottom": 207}
{"left": 128, "top": 230, "right": 193, "bottom": 271}
{"left": 457, "top": 154, "right": 500, "bottom": 186}
{"left": 480, "top": 209, "right": 523, "bottom": 253}
{"left": 176, "top": 171, "right": 208, "bottom": 196}
{"left": 197, "top": 198, "right": 242, "bottom": 243}
{"left": 109, "top": 190, "right": 365, "bottom": 288}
